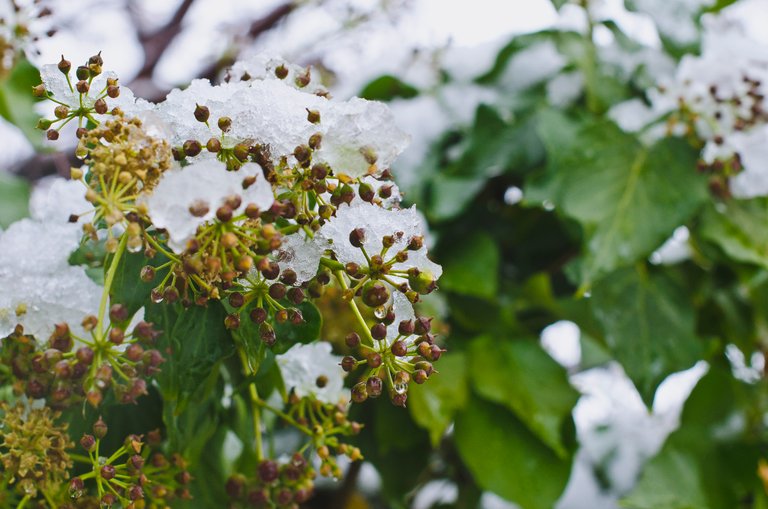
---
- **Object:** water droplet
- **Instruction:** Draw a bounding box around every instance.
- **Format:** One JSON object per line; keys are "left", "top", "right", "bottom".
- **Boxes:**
{"left": 373, "top": 306, "right": 387, "bottom": 320}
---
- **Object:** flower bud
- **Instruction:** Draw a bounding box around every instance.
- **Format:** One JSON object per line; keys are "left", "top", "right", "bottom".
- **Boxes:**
{"left": 75, "top": 80, "right": 89, "bottom": 94}
{"left": 351, "top": 381, "right": 368, "bottom": 403}
{"left": 54, "top": 105, "right": 68, "bottom": 118}
{"left": 366, "top": 352, "right": 383, "bottom": 369}
{"left": 100, "top": 464, "right": 116, "bottom": 480}
{"left": 75, "top": 65, "right": 89, "bottom": 80}
{"left": 206, "top": 137, "right": 221, "bottom": 153}
{"left": 345, "top": 332, "right": 361, "bottom": 348}
{"left": 218, "top": 116, "right": 232, "bottom": 132}
{"left": 194, "top": 103, "right": 210, "bottom": 123}
{"left": 362, "top": 281, "right": 389, "bottom": 308}
{"left": 46, "top": 129, "right": 59, "bottom": 141}
{"left": 391, "top": 340, "right": 407, "bottom": 357}
{"left": 80, "top": 434, "right": 96, "bottom": 451}
{"left": 58, "top": 55, "right": 71, "bottom": 74}
{"left": 183, "top": 139, "right": 202, "bottom": 157}
{"left": 370, "top": 323, "right": 387, "bottom": 340}
{"left": 341, "top": 356, "right": 357, "bottom": 372}
{"left": 275, "top": 64, "right": 289, "bottom": 79}
{"left": 366, "top": 376, "right": 383, "bottom": 398}
{"left": 349, "top": 228, "right": 365, "bottom": 248}
{"left": 109, "top": 303, "right": 129, "bottom": 323}
{"left": 93, "top": 416, "right": 108, "bottom": 439}
{"left": 309, "top": 132, "right": 322, "bottom": 149}
{"left": 408, "top": 268, "right": 437, "bottom": 295}
{"left": 258, "top": 460, "right": 279, "bottom": 483}
{"left": 94, "top": 98, "right": 107, "bottom": 114}
{"left": 306, "top": 108, "right": 321, "bottom": 124}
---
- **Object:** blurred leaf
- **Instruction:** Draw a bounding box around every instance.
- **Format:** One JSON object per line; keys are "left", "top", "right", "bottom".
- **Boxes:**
{"left": 454, "top": 397, "right": 572, "bottom": 509}
{"left": 529, "top": 112, "right": 707, "bottom": 285}
{"left": 0, "top": 172, "right": 29, "bottom": 227}
{"left": 700, "top": 198, "right": 768, "bottom": 269}
{"left": 408, "top": 352, "right": 468, "bottom": 446}
{"left": 438, "top": 232, "right": 500, "bottom": 299}
{"left": 351, "top": 400, "right": 431, "bottom": 502}
{"left": 145, "top": 301, "right": 234, "bottom": 413}
{"left": 623, "top": 368, "right": 759, "bottom": 508}
{"left": 0, "top": 58, "right": 43, "bottom": 148}
{"left": 447, "top": 105, "right": 545, "bottom": 180}
{"left": 425, "top": 176, "right": 485, "bottom": 222}
{"left": 468, "top": 335, "right": 578, "bottom": 457}
{"left": 360, "top": 75, "right": 419, "bottom": 101}
{"left": 591, "top": 266, "right": 703, "bottom": 405}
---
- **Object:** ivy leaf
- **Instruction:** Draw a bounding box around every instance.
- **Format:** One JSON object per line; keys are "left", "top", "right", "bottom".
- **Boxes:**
{"left": 360, "top": 75, "right": 419, "bottom": 101}
{"left": 110, "top": 251, "right": 168, "bottom": 318}
{"left": 454, "top": 397, "right": 572, "bottom": 509}
{"left": 446, "top": 105, "right": 545, "bottom": 180}
{"left": 0, "top": 58, "right": 43, "bottom": 149}
{"left": 468, "top": 335, "right": 578, "bottom": 457}
{"left": 0, "top": 172, "right": 30, "bottom": 228}
{"left": 591, "top": 266, "right": 703, "bottom": 405}
{"left": 699, "top": 198, "right": 768, "bottom": 269}
{"left": 529, "top": 112, "right": 708, "bottom": 285}
{"left": 622, "top": 368, "right": 759, "bottom": 508}
{"left": 408, "top": 352, "right": 469, "bottom": 446}
{"left": 272, "top": 301, "right": 322, "bottom": 353}
{"left": 438, "top": 232, "right": 500, "bottom": 300}
{"left": 145, "top": 301, "right": 234, "bottom": 413}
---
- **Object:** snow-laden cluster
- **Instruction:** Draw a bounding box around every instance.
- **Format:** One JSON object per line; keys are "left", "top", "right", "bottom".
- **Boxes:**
{"left": 0, "top": 179, "right": 100, "bottom": 339}
{"left": 276, "top": 343, "right": 348, "bottom": 405}
{"left": 650, "top": 11, "right": 768, "bottom": 198}
{"left": 13, "top": 52, "right": 442, "bottom": 409}
{"left": 144, "top": 160, "right": 275, "bottom": 252}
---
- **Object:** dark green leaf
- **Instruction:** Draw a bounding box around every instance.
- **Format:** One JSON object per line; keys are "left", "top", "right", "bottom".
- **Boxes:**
{"left": 145, "top": 301, "right": 234, "bottom": 412}
{"left": 529, "top": 112, "right": 708, "bottom": 285}
{"left": 0, "top": 172, "right": 29, "bottom": 228}
{"left": 447, "top": 105, "right": 545, "bottom": 180}
{"left": 468, "top": 335, "right": 578, "bottom": 457}
{"left": 408, "top": 352, "right": 469, "bottom": 446}
{"left": 438, "top": 232, "right": 500, "bottom": 300}
{"left": 110, "top": 251, "right": 168, "bottom": 318}
{"left": 273, "top": 300, "right": 322, "bottom": 353}
{"left": 591, "top": 266, "right": 703, "bottom": 405}
{"left": 700, "top": 198, "right": 768, "bottom": 269}
{"left": 622, "top": 368, "right": 759, "bottom": 508}
{"left": 360, "top": 75, "right": 419, "bottom": 101}
{"left": 454, "top": 397, "right": 572, "bottom": 509}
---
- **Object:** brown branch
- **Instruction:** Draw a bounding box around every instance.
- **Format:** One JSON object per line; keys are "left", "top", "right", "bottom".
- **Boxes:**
{"left": 134, "top": 0, "right": 197, "bottom": 80}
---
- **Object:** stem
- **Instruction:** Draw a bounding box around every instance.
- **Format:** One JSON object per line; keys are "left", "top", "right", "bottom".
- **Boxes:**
{"left": 236, "top": 344, "right": 264, "bottom": 461}
{"left": 16, "top": 495, "right": 30, "bottom": 509}
{"left": 96, "top": 234, "right": 128, "bottom": 343}
{"left": 334, "top": 270, "right": 374, "bottom": 346}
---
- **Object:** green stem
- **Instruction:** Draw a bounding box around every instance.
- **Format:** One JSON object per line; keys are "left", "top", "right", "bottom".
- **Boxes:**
{"left": 96, "top": 234, "right": 128, "bottom": 343}
{"left": 236, "top": 344, "right": 264, "bottom": 461}
{"left": 334, "top": 270, "right": 375, "bottom": 346}
{"left": 16, "top": 494, "right": 30, "bottom": 509}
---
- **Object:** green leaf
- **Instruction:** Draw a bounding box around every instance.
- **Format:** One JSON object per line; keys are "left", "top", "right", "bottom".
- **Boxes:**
{"left": 591, "top": 266, "right": 703, "bottom": 405}
{"left": 110, "top": 251, "right": 168, "bottom": 318}
{"left": 360, "top": 75, "right": 419, "bottom": 101}
{"left": 529, "top": 113, "right": 708, "bottom": 285}
{"left": 447, "top": 105, "right": 545, "bottom": 180}
{"left": 454, "top": 397, "right": 572, "bottom": 509}
{"left": 699, "top": 198, "right": 768, "bottom": 269}
{"left": 408, "top": 352, "right": 469, "bottom": 446}
{"left": 622, "top": 368, "right": 759, "bottom": 508}
{"left": 0, "top": 58, "right": 43, "bottom": 148}
{"left": 145, "top": 301, "right": 235, "bottom": 412}
{"left": 438, "top": 232, "right": 500, "bottom": 300}
{"left": 425, "top": 175, "right": 485, "bottom": 222}
{"left": 0, "top": 172, "right": 29, "bottom": 227}
{"left": 272, "top": 300, "right": 322, "bottom": 353}
{"left": 468, "top": 335, "right": 578, "bottom": 457}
